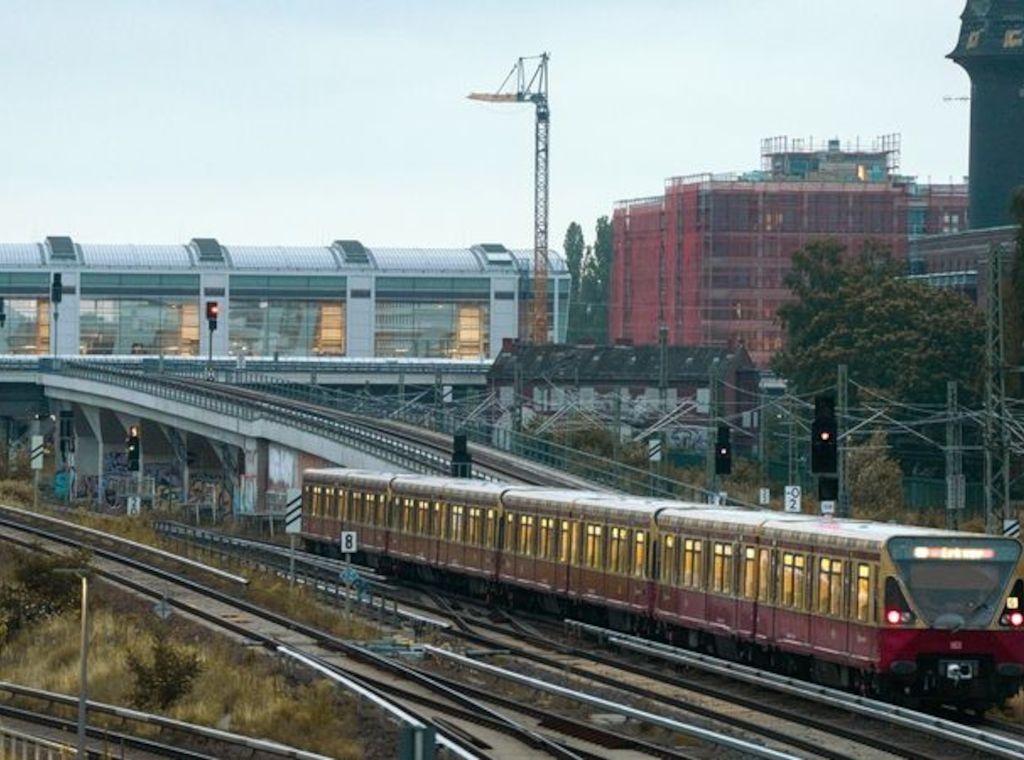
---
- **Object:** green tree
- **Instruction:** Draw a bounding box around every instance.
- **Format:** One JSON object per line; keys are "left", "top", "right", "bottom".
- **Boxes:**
{"left": 847, "top": 431, "right": 905, "bottom": 520}
{"left": 127, "top": 629, "right": 203, "bottom": 710}
{"left": 577, "top": 215, "right": 613, "bottom": 344}
{"left": 563, "top": 222, "right": 585, "bottom": 341}
{"left": 773, "top": 239, "right": 984, "bottom": 404}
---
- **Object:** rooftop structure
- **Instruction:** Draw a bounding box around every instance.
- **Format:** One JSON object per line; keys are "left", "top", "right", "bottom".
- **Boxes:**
{"left": 0, "top": 237, "right": 570, "bottom": 359}
{"left": 611, "top": 138, "right": 969, "bottom": 364}
{"left": 949, "top": 0, "right": 1024, "bottom": 229}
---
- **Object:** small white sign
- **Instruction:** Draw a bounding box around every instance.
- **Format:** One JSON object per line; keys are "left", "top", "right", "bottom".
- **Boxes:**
{"left": 127, "top": 496, "right": 141, "bottom": 516}
{"left": 647, "top": 438, "right": 662, "bottom": 463}
{"left": 340, "top": 531, "right": 358, "bottom": 554}
{"left": 820, "top": 499, "right": 836, "bottom": 516}
{"left": 30, "top": 435, "right": 44, "bottom": 470}
{"left": 759, "top": 487, "right": 771, "bottom": 506}
{"left": 784, "top": 485, "right": 802, "bottom": 513}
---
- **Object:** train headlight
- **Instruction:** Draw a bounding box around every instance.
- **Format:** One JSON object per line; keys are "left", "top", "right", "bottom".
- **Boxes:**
{"left": 886, "top": 609, "right": 914, "bottom": 625}
{"left": 1010, "top": 611, "right": 1024, "bottom": 628}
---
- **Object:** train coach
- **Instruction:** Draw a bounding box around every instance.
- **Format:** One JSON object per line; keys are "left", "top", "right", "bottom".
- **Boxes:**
{"left": 300, "top": 468, "right": 1024, "bottom": 709}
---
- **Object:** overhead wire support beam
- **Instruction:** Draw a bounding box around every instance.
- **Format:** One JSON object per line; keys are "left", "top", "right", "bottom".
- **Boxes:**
{"left": 469, "top": 53, "right": 551, "bottom": 344}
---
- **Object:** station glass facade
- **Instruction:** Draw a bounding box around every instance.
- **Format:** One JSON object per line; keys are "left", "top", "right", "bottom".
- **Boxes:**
{"left": 374, "top": 277, "right": 490, "bottom": 358}
{"left": 0, "top": 272, "right": 50, "bottom": 354}
{"left": 79, "top": 274, "right": 200, "bottom": 355}
{"left": 228, "top": 275, "right": 346, "bottom": 357}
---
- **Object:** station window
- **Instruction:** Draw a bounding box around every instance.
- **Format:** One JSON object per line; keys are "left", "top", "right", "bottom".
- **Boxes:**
{"left": 584, "top": 524, "right": 603, "bottom": 568}
{"left": 609, "top": 527, "right": 629, "bottom": 574}
{"left": 467, "top": 508, "right": 482, "bottom": 545}
{"left": 712, "top": 543, "right": 734, "bottom": 594}
{"left": 758, "top": 549, "right": 771, "bottom": 602}
{"left": 539, "top": 517, "right": 556, "bottom": 560}
{"left": 633, "top": 531, "right": 647, "bottom": 577}
{"left": 450, "top": 505, "right": 465, "bottom": 542}
{"left": 519, "top": 515, "right": 535, "bottom": 557}
{"left": 855, "top": 563, "right": 873, "bottom": 623}
{"left": 742, "top": 547, "right": 757, "bottom": 600}
{"left": 817, "top": 558, "right": 845, "bottom": 617}
{"left": 661, "top": 535, "right": 678, "bottom": 584}
{"left": 682, "top": 539, "right": 703, "bottom": 589}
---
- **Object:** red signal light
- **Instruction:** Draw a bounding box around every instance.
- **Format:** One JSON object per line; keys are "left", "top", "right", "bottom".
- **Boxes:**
{"left": 819, "top": 431, "right": 832, "bottom": 442}
{"left": 206, "top": 302, "right": 220, "bottom": 319}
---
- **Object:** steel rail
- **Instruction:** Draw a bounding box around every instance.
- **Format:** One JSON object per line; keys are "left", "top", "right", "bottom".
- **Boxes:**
{"left": 424, "top": 646, "right": 801, "bottom": 760}
{"left": 570, "top": 621, "right": 1024, "bottom": 760}
{"left": 0, "top": 513, "right": 580, "bottom": 760}
{"left": 0, "top": 504, "right": 249, "bottom": 586}
{"left": 0, "top": 694, "right": 278, "bottom": 760}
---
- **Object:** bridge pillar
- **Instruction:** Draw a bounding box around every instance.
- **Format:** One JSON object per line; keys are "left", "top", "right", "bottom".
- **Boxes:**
{"left": 159, "top": 425, "right": 189, "bottom": 507}
{"left": 79, "top": 406, "right": 104, "bottom": 506}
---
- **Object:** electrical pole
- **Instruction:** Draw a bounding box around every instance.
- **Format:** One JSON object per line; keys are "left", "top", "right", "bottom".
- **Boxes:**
{"left": 787, "top": 395, "right": 797, "bottom": 487}
{"left": 705, "top": 359, "right": 720, "bottom": 497}
{"left": 946, "top": 380, "right": 964, "bottom": 530}
{"left": 984, "top": 244, "right": 1011, "bottom": 535}
{"left": 837, "top": 364, "right": 849, "bottom": 518}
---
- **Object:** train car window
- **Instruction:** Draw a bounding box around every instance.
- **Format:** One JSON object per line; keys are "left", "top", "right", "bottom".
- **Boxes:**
{"left": 450, "top": 505, "right": 465, "bottom": 542}
{"left": 818, "top": 558, "right": 845, "bottom": 616}
{"left": 855, "top": 563, "right": 872, "bottom": 622}
{"left": 467, "top": 508, "right": 481, "bottom": 544}
{"left": 742, "top": 547, "right": 757, "bottom": 600}
{"left": 794, "top": 554, "right": 807, "bottom": 609}
{"left": 486, "top": 510, "right": 497, "bottom": 546}
{"left": 712, "top": 543, "right": 734, "bottom": 593}
{"left": 782, "top": 552, "right": 797, "bottom": 607}
{"left": 519, "top": 515, "right": 536, "bottom": 557}
{"left": 572, "top": 522, "right": 582, "bottom": 566}
{"left": 633, "top": 531, "right": 648, "bottom": 577}
{"left": 585, "top": 524, "right": 604, "bottom": 568}
{"left": 434, "top": 503, "right": 446, "bottom": 539}
{"left": 682, "top": 539, "right": 704, "bottom": 589}
{"left": 609, "top": 527, "right": 628, "bottom": 574}
{"left": 311, "top": 486, "right": 320, "bottom": 517}
{"left": 758, "top": 549, "right": 771, "bottom": 602}
{"left": 401, "top": 498, "right": 414, "bottom": 532}
{"left": 416, "top": 500, "right": 430, "bottom": 535}
{"left": 662, "top": 535, "right": 678, "bottom": 584}
{"left": 559, "top": 520, "right": 573, "bottom": 564}
{"left": 505, "top": 513, "right": 517, "bottom": 552}
{"left": 539, "top": 517, "right": 556, "bottom": 560}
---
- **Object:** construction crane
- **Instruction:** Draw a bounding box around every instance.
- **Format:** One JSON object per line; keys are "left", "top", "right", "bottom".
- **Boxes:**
{"left": 469, "top": 53, "right": 550, "bottom": 344}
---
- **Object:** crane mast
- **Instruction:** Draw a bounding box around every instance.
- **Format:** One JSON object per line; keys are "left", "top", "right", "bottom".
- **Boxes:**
{"left": 469, "top": 53, "right": 550, "bottom": 344}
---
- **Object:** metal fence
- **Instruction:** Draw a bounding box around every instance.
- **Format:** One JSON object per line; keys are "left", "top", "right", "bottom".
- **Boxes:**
{"left": 0, "top": 726, "right": 76, "bottom": 759}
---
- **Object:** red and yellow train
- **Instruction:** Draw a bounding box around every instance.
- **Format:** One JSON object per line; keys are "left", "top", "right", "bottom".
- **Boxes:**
{"left": 301, "top": 469, "right": 1024, "bottom": 709}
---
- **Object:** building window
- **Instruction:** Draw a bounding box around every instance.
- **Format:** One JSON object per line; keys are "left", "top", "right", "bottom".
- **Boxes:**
{"left": 80, "top": 298, "right": 199, "bottom": 355}
{"left": 0, "top": 298, "right": 49, "bottom": 354}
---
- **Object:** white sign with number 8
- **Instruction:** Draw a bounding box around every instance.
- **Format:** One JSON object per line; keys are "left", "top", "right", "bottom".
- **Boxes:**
{"left": 340, "top": 531, "right": 358, "bottom": 554}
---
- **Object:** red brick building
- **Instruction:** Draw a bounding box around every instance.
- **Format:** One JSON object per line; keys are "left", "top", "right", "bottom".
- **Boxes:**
{"left": 611, "top": 137, "right": 969, "bottom": 365}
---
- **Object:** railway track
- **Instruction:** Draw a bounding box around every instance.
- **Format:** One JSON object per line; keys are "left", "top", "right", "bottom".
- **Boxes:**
{"left": 0, "top": 505, "right": 803, "bottom": 759}
{"left": 151, "top": 520, "right": 1024, "bottom": 760}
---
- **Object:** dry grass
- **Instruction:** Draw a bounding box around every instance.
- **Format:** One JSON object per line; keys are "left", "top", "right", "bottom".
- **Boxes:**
{"left": 0, "top": 556, "right": 389, "bottom": 758}
{"left": 0, "top": 479, "right": 33, "bottom": 507}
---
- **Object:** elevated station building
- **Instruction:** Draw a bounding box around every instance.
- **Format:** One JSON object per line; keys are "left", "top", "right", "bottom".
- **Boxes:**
{"left": 0, "top": 237, "right": 570, "bottom": 359}
{"left": 611, "top": 137, "right": 968, "bottom": 365}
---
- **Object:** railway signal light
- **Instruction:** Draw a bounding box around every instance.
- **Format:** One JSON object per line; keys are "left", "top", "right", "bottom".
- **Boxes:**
{"left": 127, "top": 425, "right": 140, "bottom": 472}
{"left": 51, "top": 273, "right": 63, "bottom": 304}
{"left": 206, "top": 301, "right": 219, "bottom": 332}
{"left": 811, "top": 396, "right": 838, "bottom": 474}
{"left": 0, "top": 297, "right": 5, "bottom": 328}
{"left": 714, "top": 425, "right": 732, "bottom": 476}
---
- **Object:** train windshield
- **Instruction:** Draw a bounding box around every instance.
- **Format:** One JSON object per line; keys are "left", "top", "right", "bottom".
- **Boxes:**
{"left": 888, "top": 537, "right": 1021, "bottom": 628}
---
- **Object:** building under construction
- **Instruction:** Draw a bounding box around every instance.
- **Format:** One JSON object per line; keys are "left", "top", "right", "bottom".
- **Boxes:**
{"left": 610, "top": 136, "right": 968, "bottom": 365}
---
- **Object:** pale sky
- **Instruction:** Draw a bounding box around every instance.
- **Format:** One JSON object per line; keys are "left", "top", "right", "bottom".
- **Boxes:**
{"left": 0, "top": 0, "right": 972, "bottom": 250}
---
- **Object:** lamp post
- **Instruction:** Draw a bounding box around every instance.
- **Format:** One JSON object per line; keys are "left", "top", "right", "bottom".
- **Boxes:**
{"left": 55, "top": 567, "right": 91, "bottom": 758}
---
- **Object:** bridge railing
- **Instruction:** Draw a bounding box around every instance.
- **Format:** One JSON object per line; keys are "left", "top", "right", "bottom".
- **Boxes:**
{"left": 208, "top": 369, "right": 717, "bottom": 502}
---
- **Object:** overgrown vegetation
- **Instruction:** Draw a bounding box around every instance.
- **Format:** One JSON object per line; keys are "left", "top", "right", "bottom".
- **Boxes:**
{"left": 126, "top": 629, "right": 203, "bottom": 710}
{"left": 0, "top": 549, "right": 90, "bottom": 645}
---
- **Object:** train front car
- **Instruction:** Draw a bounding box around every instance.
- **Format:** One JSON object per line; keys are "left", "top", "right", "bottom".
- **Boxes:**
{"left": 880, "top": 535, "right": 1024, "bottom": 710}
